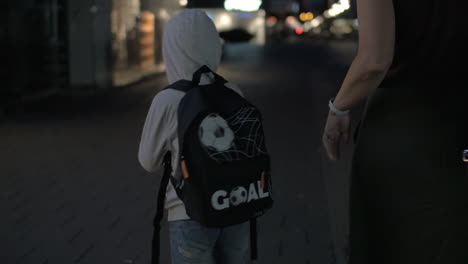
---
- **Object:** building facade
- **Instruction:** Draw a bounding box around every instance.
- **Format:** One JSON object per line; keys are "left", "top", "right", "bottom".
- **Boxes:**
{"left": 2, "top": 0, "right": 180, "bottom": 112}
{"left": 4, "top": 0, "right": 68, "bottom": 110}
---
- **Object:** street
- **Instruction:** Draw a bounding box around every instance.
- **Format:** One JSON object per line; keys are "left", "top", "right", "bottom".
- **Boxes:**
{"left": 0, "top": 38, "right": 362, "bottom": 264}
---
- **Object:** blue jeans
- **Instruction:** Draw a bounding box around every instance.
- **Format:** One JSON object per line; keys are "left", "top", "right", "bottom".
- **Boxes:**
{"left": 169, "top": 220, "right": 250, "bottom": 264}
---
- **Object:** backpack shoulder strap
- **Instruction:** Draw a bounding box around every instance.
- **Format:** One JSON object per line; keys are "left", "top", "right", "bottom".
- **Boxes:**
{"left": 165, "top": 80, "right": 193, "bottom": 93}
{"left": 250, "top": 218, "right": 258, "bottom": 261}
{"left": 151, "top": 152, "right": 172, "bottom": 264}
{"left": 192, "top": 65, "right": 227, "bottom": 86}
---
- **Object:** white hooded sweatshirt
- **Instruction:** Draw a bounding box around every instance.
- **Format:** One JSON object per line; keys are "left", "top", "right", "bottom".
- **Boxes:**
{"left": 138, "top": 9, "right": 243, "bottom": 221}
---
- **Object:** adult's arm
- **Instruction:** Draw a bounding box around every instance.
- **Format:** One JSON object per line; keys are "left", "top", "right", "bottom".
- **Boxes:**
{"left": 332, "top": 0, "right": 395, "bottom": 111}
{"left": 322, "top": 0, "right": 395, "bottom": 160}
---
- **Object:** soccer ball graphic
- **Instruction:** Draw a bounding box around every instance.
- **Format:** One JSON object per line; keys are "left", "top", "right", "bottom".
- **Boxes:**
{"left": 199, "top": 113, "right": 235, "bottom": 152}
{"left": 229, "top": 186, "right": 248, "bottom": 206}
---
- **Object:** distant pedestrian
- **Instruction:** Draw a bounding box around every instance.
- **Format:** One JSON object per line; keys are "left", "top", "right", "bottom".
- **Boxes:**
{"left": 138, "top": 9, "right": 272, "bottom": 264}
{"left": 322, "top": 0, "right": 468, "bottom": 263}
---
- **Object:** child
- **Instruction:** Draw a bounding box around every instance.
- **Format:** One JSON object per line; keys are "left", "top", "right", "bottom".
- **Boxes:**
{"left": 138, "top": 9, "right": 249, "bottom": 264}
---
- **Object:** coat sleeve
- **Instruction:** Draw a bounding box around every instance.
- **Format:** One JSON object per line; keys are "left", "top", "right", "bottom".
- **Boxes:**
{"left": 138, "top": 92, "right": 171, "bottom": 173}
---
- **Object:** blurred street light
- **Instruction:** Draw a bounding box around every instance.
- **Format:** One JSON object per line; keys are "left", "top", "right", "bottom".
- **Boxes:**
{"left": 266, "top": 16, "right": 278, "bottom": 27}
{"left": 323, "top": 0, "right": 350, "bottom": 18}
{"left": 304, "top": 15, "right": 324, "bottom": 31}
{"left": 300, "top": 12, "right": 314, "bottom": 22}
{"left": 295, "top": 27, "right": 304, "bottom": 35}
{"left": 158, "top": 9, "right": 170, "bottom": 20}
{"left": 219, "top": 13, "right": 232, "bottom": 28}
{"left": 224, "top": 0, "right": 262, "bottom": 12}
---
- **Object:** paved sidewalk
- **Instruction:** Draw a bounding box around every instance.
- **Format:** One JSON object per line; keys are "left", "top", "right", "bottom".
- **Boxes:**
{"left": 0, "top": 76, "right": 171, "bottom": 264}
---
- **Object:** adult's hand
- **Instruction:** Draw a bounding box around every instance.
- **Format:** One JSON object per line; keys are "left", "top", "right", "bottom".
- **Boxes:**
{"left": 322, "top": 110, "right": 351, "bottom": 161}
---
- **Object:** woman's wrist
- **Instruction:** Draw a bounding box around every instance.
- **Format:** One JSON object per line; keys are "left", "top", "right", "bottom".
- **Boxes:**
{"left": 329, "top": 98, "right": 350, "bottom": 116}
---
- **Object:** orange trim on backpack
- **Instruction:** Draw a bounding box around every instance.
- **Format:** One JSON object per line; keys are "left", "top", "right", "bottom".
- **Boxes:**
{"left": 181, "top": 160, "right": 190, "bottom": 179}
{"left": 261, "top": 171, "right": 266, "bottom": 189}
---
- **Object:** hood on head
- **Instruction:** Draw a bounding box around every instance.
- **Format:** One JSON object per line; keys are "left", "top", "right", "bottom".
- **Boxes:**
{"left": 163, "top": 9, "right": 222, "bottom": 84}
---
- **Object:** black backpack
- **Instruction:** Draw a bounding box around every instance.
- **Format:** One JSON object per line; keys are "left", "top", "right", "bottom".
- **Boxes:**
{"left": 152, "top": 66, "right": 273, "bottom": 263}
